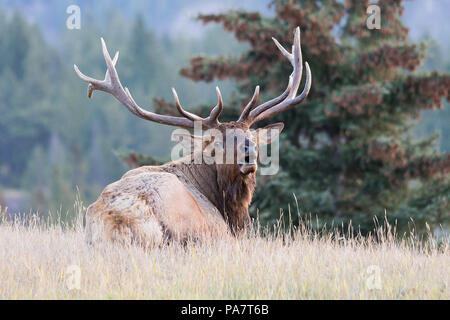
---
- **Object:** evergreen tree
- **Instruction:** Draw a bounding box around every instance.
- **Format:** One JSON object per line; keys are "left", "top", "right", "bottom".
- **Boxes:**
{"left": 0, "top": 11, "right": 57, "bottom": 187}
{"left": 414, "top": 38, "right": 450, "bottom": 154}
{"left": 169, "top": 0, "right": 449, "bottom": 232}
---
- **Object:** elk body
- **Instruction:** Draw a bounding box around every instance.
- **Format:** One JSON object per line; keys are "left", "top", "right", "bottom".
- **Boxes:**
{"left": 74, "top": 27, "right": 311, "bottom": 247}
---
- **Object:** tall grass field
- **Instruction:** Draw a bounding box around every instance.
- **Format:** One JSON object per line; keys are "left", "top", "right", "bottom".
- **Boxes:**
{"left": 0, "top": 203, "right": 448, "bottom": 299}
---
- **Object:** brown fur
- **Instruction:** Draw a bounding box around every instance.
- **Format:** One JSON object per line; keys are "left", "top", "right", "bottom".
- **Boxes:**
{"left": 85, "top": 123, "right": 260, "bottom": 247}
{"left": 166, "top": 157, "right": 256, "bottom": 234}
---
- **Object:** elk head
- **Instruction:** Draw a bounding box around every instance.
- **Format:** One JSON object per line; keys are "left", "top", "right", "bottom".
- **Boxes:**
{"left": 74, "top": 27, "right": 311, "bottom": 181}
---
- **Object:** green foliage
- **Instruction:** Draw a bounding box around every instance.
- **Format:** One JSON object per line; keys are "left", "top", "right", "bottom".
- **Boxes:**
{"left": 178, "top": 0, "right": 450, "bottom": 233}
{"left": 0, "top": 11, "right": 57, "bottom": 188}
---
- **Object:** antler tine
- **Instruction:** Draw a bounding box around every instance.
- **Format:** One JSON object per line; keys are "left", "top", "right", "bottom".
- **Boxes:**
{"left": 237, "top": 86, "right": 260, "bottom": 122}
{"left": 74, "top": 47, "right": 119, "bottom": 99}
{"left": 289, "top": 27, "right": 303, "bottom": 99}
{"left": 239, "top": 26, "right": 311, "bottom": 126}
{"left": 253, "top": 62, "right": 311, "bottom": 122}
{"left": 75, "top": 38, "right": 206, "bottom": 129}
{"left": 75, "top": 38, "right": 227, "bottom": 129}
{"left": 247, "top": 76, "right": 292, "bottom": 120}
{"left": 171, "top": 88, "right": 203, "bottom": 121}
{"left": 204, "top": 86, "right": 223, "bottom": 127}
{"left": 272, "top": 37, "right": 293, "bottom": 64}
{"left": 101, "top": 38, "right": 117, "bottom": 82}
{"left": 171, "top": 86, "right": 224, "bottom": 128}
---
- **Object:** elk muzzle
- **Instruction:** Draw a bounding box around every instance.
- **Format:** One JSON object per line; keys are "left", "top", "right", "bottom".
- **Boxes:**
{"left": 239, "top": 141, "right": 257, "bottom": 175}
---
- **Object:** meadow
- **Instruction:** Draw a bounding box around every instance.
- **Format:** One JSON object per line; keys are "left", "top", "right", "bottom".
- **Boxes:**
{"left": 0, "top": 204, "right": 448, "bottom": 300}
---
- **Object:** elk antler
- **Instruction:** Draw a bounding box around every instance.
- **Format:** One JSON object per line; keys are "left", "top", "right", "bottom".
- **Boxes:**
{"left": 74, "top": 38, "right": 223, "bottom": 129}
{"left": 172, "top": 87, "right": 223, "bottom": 128}
{"left": 238, "top": 27, "right": 312, "bottom": 126}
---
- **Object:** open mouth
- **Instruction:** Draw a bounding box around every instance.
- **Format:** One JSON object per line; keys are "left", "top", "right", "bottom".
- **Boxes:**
{"left": 239, "top": 163, "right": 257, "bottom": 175}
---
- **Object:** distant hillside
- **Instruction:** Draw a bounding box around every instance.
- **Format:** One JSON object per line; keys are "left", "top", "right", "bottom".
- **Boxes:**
{"left": 2, "top": 0, "right": 449, "bottom": 50}
{"left": 0, "top": 0, "right": 270, "bottom": 43}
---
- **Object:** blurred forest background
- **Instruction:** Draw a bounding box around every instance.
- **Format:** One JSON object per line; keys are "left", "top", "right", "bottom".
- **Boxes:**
{"left": 0, "top": 0, "right": 448, "bottom": 233}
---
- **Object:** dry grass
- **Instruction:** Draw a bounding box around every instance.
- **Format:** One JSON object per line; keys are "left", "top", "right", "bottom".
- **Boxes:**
{"left": 0, "top": 203, "right": 448, "bottom": 300}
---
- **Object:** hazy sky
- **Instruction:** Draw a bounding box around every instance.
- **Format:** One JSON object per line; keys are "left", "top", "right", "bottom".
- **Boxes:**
{"left": 1, "top": 0, "right": 449, "bottom": 49}
{"left": 403, "top": 0, "right": 450, "bottom": 48}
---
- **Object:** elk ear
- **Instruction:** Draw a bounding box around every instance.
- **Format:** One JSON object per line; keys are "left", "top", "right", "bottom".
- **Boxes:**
{"left": 255, "top": 122, "right": 284, "bottom": 146}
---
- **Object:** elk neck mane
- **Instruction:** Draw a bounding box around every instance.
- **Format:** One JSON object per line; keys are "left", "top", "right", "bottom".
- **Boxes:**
{"left": 162, "top": 155, "right": 256, "bottom": 233}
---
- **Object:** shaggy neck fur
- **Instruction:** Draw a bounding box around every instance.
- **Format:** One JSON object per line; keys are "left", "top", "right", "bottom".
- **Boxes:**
{"left": 166, "top": 157, "right": 256, "bottom": 234}
{"left": 215, "top": 164, "right": 256, "bottom": 233}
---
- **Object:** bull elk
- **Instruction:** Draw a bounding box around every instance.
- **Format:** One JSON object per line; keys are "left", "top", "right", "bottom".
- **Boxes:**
{"left": 74, "top": 27, "right": 311, "bottom": 247}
